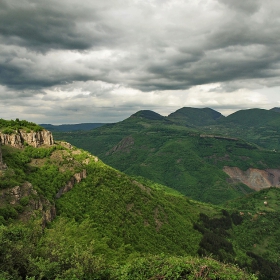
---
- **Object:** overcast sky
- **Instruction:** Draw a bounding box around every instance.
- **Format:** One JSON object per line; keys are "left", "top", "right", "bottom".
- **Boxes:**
{"left": 1, "top": 0, "right": 280, "bottom": 124}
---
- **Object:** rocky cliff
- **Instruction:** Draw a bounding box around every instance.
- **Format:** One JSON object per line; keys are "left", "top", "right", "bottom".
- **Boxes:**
{"left": 0, "top": 182, "right": 56, "bottom": 227}
{"left": 224, "top": 166, "right": 280, "bottom": 191}
{"left": 0, "top": 130, "right": 54, "bottom": 148}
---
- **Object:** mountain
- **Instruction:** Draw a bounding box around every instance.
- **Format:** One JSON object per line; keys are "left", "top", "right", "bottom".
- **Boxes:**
{"left": 0, "top": 120, "right": 263, "bottom": 279}
{"left": 219, "top": 108, "right": 280, "bottom": 127}
{"left": 167, "top": 107, "right": 225, "bottom": 126}
{"left": 40, "top": 123, "right": 107, "bottom": 132}
{"left": 54, "top": 109, "right": 280, "bottom": 205}
{"left": 131, "top": 110, "right": 166, "bottom": 120}
{"left": 202, "top": 108, "right": 280, "bottom": 150}
{"left": 270, "top": 107, "right": 280, "bottom": 113}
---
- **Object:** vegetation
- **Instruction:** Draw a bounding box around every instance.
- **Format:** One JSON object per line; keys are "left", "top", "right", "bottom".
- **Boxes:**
{"left": 0, "top": 141, "right": 260, "bottom": 279}
{"left": 1, "top": 117, "right": 280, "bottom": 279}
{"left": 0, "top": 118, "right": 43, "bottom": 133}
{"left": 53, "top": 110, "right": 280, "bottom": 204}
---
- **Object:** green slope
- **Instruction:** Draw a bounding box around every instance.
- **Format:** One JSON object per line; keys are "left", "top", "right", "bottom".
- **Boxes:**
{"left": 0, "top": 137, "right": 258, "bottom": 279}
{"left": 54, "top": 112, "right": 280, "bottom": 205}
{"left": 0, "top": 120, "right": 279, "bottom": 279}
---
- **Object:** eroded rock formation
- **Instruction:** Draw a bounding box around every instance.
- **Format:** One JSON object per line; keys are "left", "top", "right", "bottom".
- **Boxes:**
{"left": 0, "top": 182, "right": 56, "bottom": 227}
{"left": 0, "top": 130, "right": 54, "bottom": 148}
{"left": 224, "top": 166, "right": 280, "bottom": 191}
{"left": 55, "top": 169, "right": 87, "bottom": 198}
{"left": 106, "top": 136, "right": 134, "bottom": 155}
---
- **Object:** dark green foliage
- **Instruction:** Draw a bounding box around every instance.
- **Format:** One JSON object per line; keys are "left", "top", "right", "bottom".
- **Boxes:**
{"left": 230, "top": 212, "right": 243, "bottom": 225}
{"left": 195, "top": 211, "right": 234, "bottom": 263}
{"left": 0, "top": 206, "right": 18, "bottom": 221}
{"left": 247, "top": 251, "right": 280, "bottom": 280}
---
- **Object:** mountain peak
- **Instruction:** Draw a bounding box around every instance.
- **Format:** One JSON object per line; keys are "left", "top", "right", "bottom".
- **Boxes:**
{"left": 167, "top": 107, "right": 224, "bottom": 126}
{"left": 270, "top": 107, "right": 280, "bottom": 113}
{"left": 131, "top": 110, "right": 165, "bottom": 120}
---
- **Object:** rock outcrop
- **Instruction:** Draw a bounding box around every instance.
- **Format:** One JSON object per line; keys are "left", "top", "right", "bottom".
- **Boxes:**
{"left": 0, "top": 182, "right": 56, "bottom": 227}
{"left": 224, "top": 166, "right": 280, "bottom": 191}
{"left": 55, "top": 169, "right": 87, "bottom": 198}
{"left": 106, "top": 136, "right": 134, "bottom": 155}
{"left": 0, "top": 130, "right": 54, "bottom": 148}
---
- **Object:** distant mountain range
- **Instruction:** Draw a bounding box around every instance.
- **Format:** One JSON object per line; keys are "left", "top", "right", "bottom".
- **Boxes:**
{"left": 53, "top": 107, "right": 280, "bottom": 206}
{"left": 43, "top": 106, "right": 280, "bottom": 133}
{"left": 40, "top": 123, "right": 107, "bottom": 132}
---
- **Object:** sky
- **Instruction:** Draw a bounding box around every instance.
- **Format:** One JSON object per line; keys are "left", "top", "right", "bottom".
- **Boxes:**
{"left": 1, "top": 0, "right": 280, "bottom": 124}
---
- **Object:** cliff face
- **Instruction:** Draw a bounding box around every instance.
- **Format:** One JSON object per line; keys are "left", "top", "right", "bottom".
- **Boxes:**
{"left": 0, "top": 182, "right": 56, "bottom": 227}
{"left": 0, "top": 130, "right": 54, "bottom": 148}
{"left": 224, "top": 166, "right": 280, "bottom": 191}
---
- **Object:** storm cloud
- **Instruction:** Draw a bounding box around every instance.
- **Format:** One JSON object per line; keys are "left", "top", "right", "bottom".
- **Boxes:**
{"left": 1, "top": 0, "right": 280, "bottom": 123}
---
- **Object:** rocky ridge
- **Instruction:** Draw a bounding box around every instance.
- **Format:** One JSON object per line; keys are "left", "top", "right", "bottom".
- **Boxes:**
{"left": 0, "top": 182, "right": 56, "bottom": 227}
{"left": 56, "top": 169, "right": 87, "bottom": 198}
{"left": 0, "top": 169, "right": 88, "bottom": 228}
{"left": 0, "top": 129, "right": 54, "bottom": 148}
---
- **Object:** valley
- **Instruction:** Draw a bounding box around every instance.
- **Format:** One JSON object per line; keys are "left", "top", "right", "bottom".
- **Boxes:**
{"left": 53, "top": 107, "right": 280, "bottom": 204}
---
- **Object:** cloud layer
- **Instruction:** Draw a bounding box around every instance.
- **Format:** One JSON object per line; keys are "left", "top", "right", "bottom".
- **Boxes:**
{"left": 1, "top": 0, "right": 280, "bottom": 123}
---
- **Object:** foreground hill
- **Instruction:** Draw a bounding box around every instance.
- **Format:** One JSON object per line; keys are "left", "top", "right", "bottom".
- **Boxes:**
{"left": 54, "top": 110, "right": 280, "bottom": 204}
{"left": 0, "top": 119, "right": 276, "bottom": 279}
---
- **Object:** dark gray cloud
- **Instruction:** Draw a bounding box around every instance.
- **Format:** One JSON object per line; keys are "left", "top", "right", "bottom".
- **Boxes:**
{"left": 0, "top": 0, "right": 280, "bottom": 123}
{"left": 1, "top": 0, "right": 279, "bottom": 91}
{"left": 0, "top": 0, "right": 120, "bottom": 51}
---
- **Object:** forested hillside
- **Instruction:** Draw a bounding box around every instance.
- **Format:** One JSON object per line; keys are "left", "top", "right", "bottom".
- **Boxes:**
{"left": 1, "top": 120, "right": 278, "bottom": 279}
{"left": 54, "top": 109, "right": 280, "bottom": 204}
